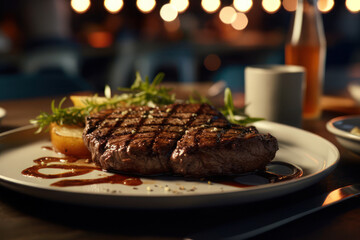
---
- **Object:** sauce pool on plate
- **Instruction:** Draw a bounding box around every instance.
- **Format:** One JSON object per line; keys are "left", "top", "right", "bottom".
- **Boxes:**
{"left": 21, "top": 146, "right": 303, "bottom": 188}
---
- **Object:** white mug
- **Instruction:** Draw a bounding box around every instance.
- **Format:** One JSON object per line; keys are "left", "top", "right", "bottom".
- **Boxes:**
{"left": 245, "top": 65, "right": 305, "bottom": 128}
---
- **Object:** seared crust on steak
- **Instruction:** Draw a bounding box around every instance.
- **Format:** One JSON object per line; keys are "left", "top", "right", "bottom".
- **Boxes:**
{"left": 83, "top": 103, "right": 278, "bottom": 177}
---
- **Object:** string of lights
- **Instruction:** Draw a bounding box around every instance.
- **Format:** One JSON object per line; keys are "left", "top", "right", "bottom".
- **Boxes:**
{"left": 70, "top": 0, "right": 360, "bottom": 15}
{"left": 70, "top": 0, "right": 359, "bottom": 37}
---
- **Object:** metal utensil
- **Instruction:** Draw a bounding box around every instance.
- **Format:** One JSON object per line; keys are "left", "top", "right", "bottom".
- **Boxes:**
{"left": 187, "top": 184, "right": 360, "bottom": 240}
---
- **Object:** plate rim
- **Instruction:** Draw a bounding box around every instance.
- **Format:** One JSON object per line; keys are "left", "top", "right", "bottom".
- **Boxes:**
{"left": 326, "top": 115, "right": 360, "bottom": 141}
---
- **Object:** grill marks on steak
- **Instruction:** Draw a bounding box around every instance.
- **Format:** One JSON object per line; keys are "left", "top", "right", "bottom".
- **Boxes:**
{"left": 83, "top": 103, "right": 278, "bottom": 177}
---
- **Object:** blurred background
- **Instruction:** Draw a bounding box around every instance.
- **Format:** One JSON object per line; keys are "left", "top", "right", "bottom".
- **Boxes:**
{"left": 0, "top": 0, "right": 359, "bottom": 100}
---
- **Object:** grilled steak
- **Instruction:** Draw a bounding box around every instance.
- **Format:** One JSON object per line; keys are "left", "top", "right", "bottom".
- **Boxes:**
{"left": 83, "top": 103, "right": 278, "bottom": 177}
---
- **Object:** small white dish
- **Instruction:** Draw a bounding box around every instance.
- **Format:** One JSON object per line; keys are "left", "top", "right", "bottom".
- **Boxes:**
{"left": 0, "top": 107, "right": 6, "bottom": 123}
{"left": 326, "top": 115, "right": 360, "bottom": 154}
{"left": 348, "top": 80, "right": 360, "bottom": 104}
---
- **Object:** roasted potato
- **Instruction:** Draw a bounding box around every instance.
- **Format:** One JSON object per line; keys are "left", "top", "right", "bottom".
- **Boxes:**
{"left": 70, "top": 95, "right": 107, "bottom": 107}
{"left": 50, "top": 123, "right": 90, "bottom": 158}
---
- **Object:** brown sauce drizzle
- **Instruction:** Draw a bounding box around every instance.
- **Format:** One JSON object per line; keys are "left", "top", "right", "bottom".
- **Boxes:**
{"left": 41, "top": 146, "right": 54, "bottom": 151}
{"left": 52, "top": 174, "right": 142, "bottom": 187}
{"left": 22, "top": 152, "right": 142, "bottom": 187}
{"left": 22, "top": 147, "right": 302, "bottom": 189}
{"left": 213, "top": 161, "right": 303, "bottom": 188}
{"left": 262, "top": 161, "right": 303, "bottom": 182}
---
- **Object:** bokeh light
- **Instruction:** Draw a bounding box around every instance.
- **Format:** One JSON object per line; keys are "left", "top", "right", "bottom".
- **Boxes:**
{"left": 233, "top": 0, "right": 253, "bottom": 13}
{"left": 88, "top": 31, "right": 113, "bottom": 48}
{"left": 104, "top": 0, "right": 124, "bottom": 14}
{"left": 231, "top": 12, "right": 248, "bottom": 30}
{"left": 71, "top": 0, "right": 91, "bottom": 13}
{"left": 201, "top": 0, "right": 221, "bottom": 13}
{"left": 160, "top": 3, "right": 178, "bottom": 22}
{"left": 262, "top": 0, "right": 281, "bottom": 13}
{"left": 219, "top": 6, "right": 237, "bottom": 24}
{"left": 170, "top": 0, "right": 189, "bottom": 13}
{"left": 282, "top": 0, "right": 297, "bottom": 12}
{"left": 136, "top": 0, "right": 156, "bottom": 13}
{"left": 317, "top": 0, "right": 334, "bottom": 13}
{"left": 164, "top": 18, "right": 181, "bottom": 32}
{"left": 346, "top": 0, "right": 360, "bottom": 13}
{"left": 204, "top": 54, "right": 221, "bottom": 71}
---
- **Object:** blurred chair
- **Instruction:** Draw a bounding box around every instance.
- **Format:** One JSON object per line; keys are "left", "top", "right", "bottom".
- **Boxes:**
{"left": 20, "top": 38, "right": 80, "bottom": 77}
{"left": 21, "top": 47, "right": 79, "bottom": 77}
{"left": 107, "top": 30, "right": 139, "bottom": 88}
{"left": 0, "top": 0, "right": 94, "bottom": 100}
{"left": 212, "top": 65, "right": 245, "bottom": 93}
{"left": 134, "top": 42, "right": 197, "bottom": 83}
{"left": 0, "top": 73, "right": 94, "bottom": 100}
{"left": 18, "top": 0, "right": 77, "bottom": 75}
{"left": 6, "top": 38, "right": 93, "bottom": 100}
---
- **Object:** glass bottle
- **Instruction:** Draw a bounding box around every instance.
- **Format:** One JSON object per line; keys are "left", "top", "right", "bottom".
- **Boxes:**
{"left": 285, "top": 0, "right": 326, "bottom": 119}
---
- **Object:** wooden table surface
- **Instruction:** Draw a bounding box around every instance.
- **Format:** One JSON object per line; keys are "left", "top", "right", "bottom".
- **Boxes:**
{"left": 0, "top": 94, "right": 360, "bottom": 240}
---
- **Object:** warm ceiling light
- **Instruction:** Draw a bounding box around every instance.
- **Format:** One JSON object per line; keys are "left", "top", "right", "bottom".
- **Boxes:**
{"left": 231, "top": 12, "right": 248, "bottom": 30}
{"left": 219, "top": 6, "right": 237, "bottom": 24}
{"left": 170, "top": 0, "right": 189, "bottom": 13}
{"left": 136, "top": 0, "right": 156, "bottom": 13}
{"left": 201, "top": 0, "right": 221, "bottom": 13}
{"left": 233, "top": 0, "right": 253, "bottom": 13}
{"left": 317, "top": 0, "right": 334, "bottom": 13}
{"left": 262, "top": 0, "right": 281, "bottom": 13}
{"left": 282, "top": 0, "right": 297, "bottom": 12}
{"left": 71, "top": 0, "right": 91, "bottom": 13}
{"left": 160, "top": 3, "right": 178, "bottom": 22}
{"left": 104, "top": 0, "right": 124, "bottom": 14}
{"left": 345, "top": 0, "right": 360, "bottom": 13}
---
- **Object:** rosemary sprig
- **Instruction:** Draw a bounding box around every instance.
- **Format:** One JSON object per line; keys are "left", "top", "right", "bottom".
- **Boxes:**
{"left": 220, "top": 87, "right": 264, "bottom": 125}
{"left": 117, "top": 72, "right": 175, "bottom": 107}
{"left": 31, "top": 72, "right": 175, "bottom": 132}
{"left": 30, "top": 98, "right": 89, "bottom": 133}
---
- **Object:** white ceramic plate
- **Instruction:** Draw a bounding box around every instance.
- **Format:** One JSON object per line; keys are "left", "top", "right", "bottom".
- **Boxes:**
{"left": 0, "top": 122, "right": 339, "bottom": 209}
{"left": 326, "top": 115, "right": 360, "bottom": 154}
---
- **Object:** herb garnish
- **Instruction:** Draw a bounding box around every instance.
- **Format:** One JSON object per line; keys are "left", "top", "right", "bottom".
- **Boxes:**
{"left": 117, "top": 72, "right": 175, "bottom": 107}
{"left": 30, "top": 98, "right": 87, "bottom": 133}
{"left": 187, "top": 91, "right": 212, "bottom": 105}
{"left": 220, "top": 88, "right": 264, "bottom": 125}
{"left": 31, "top": 72, "right": 262, "bottom": 132}
{"left": 30, "top": 72, "right": 174, "bottom": 132}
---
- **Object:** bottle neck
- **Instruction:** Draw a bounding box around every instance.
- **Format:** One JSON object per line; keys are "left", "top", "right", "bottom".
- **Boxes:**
{"left": 287, "top": 0, "right": 326, "bottom": 46}
{"left": 296, "top": 0, "right": 319, "bottom": 16}
{"left": 301, "top": 0, "right": 318, "bottom": 12}
{"left": 301, "top": 0, "right": 317, "bottom": 5}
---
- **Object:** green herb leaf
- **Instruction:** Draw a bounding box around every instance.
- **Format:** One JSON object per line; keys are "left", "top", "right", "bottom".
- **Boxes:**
{"left": 117, "top": 71, "right": 175, "bottom": 107}
{"left": 221, "top": 87, "right": 263, "bottom": 125}
{"left": 187, "top": 90, "right": 212, "bottom": 105}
